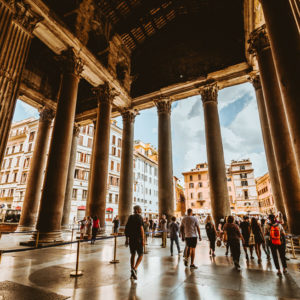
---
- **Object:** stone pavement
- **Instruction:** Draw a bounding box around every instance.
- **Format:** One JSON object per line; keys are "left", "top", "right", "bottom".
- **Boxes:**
{"left": 0, "top": 232, "right": 300, "bottom": 300}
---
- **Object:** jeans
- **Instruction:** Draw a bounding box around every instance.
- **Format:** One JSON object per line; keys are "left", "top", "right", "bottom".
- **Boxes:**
{"left": 170, "top": 236, "right": 180, "bottom": 254}
{"left": 228, "top": 239, "right": 241, "bottom": 264}
{"left": 270, "top": 243, "right": 287, "bottom": 269}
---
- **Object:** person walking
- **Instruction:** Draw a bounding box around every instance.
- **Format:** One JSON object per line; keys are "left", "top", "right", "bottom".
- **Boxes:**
{"left": 112, "top": 215, "right": 120, "bottom": 235}
{"left": 160, "top": 214, "right": 168, "bottom": 248}
{"left": 91, "top": 216, "right": 100, "bottom": 244}
{"left": 205, "top": 215, "right": 217, "bottom": 257}
{"left": 85, "top": 216, "right": 92, "bottom": 240}
{"left": 143, "top": 217, "right": 150, "bottom": 244}
{"left": 180, "top": 208, "right": 202, "bottom": 269}
{"left": 223, "top": 215, "right": 244, "bottom": 270}
{"left": 264, "top": 214, "right": 287, "bottom": 276}
{"left": 239, "top": 216, "right": 254, "bottom": 260}
{"left": 79, "top": 217, "right": 86, "bottom": 240}
{"left": 251, "top": 217, "right": 265, "bottom": 263}
{"left": 169, "top": 216, "right": 181, "bottom": 256}
{"left": 125, "top": 205, "right": 145, "bottom": 280}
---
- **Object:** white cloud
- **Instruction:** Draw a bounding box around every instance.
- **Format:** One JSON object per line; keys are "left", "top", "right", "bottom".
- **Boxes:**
{"left": 19, "top": 101, "right": 39, "bottom": 116}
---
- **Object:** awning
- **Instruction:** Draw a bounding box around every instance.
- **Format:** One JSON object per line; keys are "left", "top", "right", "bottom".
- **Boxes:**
{"left": 15, "top": 206, "right": 21, "bottom": 210}
{"left": 106, "top": 207, "right": 113, "bottom": 212}
{"left": 78, "top": 206, "right": 86, "bottom": 210}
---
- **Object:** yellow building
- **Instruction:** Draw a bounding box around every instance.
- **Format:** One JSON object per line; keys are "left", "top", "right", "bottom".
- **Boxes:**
{"left": 256, "top": 173, "right": 276, "bottom": 215}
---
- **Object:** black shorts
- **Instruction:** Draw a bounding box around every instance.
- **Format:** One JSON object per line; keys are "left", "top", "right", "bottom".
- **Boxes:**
{"left": 185, "top": 237, "right": 197, "bottom": 248}
{"left": 129, "top": 240, "right": 143, "bottom": 256}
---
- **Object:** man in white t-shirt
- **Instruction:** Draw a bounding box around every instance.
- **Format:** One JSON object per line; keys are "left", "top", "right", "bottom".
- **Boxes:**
{"left": 180, "top": 208, "right": 202, "bottom": 269}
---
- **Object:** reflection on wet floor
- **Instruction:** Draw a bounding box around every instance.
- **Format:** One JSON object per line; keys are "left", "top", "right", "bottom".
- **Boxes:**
{"left": 0, "top": 233, "right": 300, "bottom": 300}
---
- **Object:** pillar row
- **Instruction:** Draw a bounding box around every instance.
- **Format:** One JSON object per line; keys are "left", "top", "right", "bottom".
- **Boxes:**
{"left": 260, "top": 0, "right": 300, "bottom": 175}
{"left": 248, "top": 26, "right": 300, "bottom": 234}
{"left": 249, "top": 74, "right": 286, "bottom": 219}
{"left": 61, "top": 124, "right": 80, "bottom": 229}
{"left": 200, "top": 83, "right": 230, "bottom": 225}
{"left": 0, "top": 1, "right": 42, "bottom": 165}
{"left": 155, "top": 98, "right": 174, "bottom": 219}
{"left": 87, "top": 83, "right": 118, "bottom": 229}
{"left": 35, "top": 48, "right": 83, "bottom": 242}
{"left": 118, "top": 109, "right": 138, "bottom": 226}
{"left": 18, "top": 107, "right": 54, "bottom": 231}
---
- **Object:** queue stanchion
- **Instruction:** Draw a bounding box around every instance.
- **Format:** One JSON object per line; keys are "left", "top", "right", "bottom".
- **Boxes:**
{"left": 110, "top": 234, "right": 120, "bottom": 264}
{"left": 35, "top": 231, "right": 40, "bottom": 248}
{"left": 71, "top": 228, "right": 74, "bottom": 245}
{"left": 144, "top": 232, "right": 148, "bottom": 254}
{"left": 290, "top": 237, "right": 297, "bottom": 259}
{"left": 70, "top": 240, "right": 83, "bottom": 277}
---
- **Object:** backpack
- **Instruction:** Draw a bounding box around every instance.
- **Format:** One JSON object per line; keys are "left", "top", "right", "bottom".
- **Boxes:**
{"left": 205, "top": 223, "right": 215, "bottom": 236}
{"left": 270, "top": 224, "right": 281, "bottom": 245}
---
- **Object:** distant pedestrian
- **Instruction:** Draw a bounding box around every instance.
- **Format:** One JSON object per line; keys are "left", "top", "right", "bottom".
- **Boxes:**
{"left": 125, "top": 205, "right": 145, "bottom": 280}
{"left": 239, "top": 216, "right": 254, "bottom": 260}
{"left": 205, "top": 215, "right": 217, "bottom": 257}
{"left": 251, "top": 217, "right": 265, "bottom": 263}
{"left": 180, "top": 208, "right": 202, "bottom": 269}
{"left": 79, "top": 217, "right": 86, "bottom": 240}
{"left": 169, "top": 216, "right": 181, "bottom": 256}
{"left": 143, "top": 217, "right": 150, "bottom": 244}
{"left": 160, "top": 214, "right": 168, "bottom": 248}
{"left": 112, "top": 215, "right": 120, "bottom": 235}
{"left": 264, "top": 214, "right": 287, "bottom": 276}
{"left": 86, "top": 216, "right": 92, "bottom": 240}
{"left": 223, "top": 215, "right": 244, "bottom": 270}
{"left": 91, "top": 216, "right": 100, "bottom": 244}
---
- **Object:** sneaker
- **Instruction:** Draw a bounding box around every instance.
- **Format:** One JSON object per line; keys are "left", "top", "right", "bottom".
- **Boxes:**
{"left": 184, "top": 258, "right": 188, "bottom": 267}
{"left": 190, "top": 264, "right": 198, "bottom": 269}
{"left": 131, "top": 269, "right": 137, "bottom": 280}
{"left": 277, "top": 270, "right": 282, "bottom": 276}
{"left": 234, "top": 262, "right": 241, "bottom": 270}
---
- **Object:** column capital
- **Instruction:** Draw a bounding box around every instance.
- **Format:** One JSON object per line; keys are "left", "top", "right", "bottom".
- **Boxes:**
{"left": 248, "top": 74, "right": 262, "bottom": 90}
{"left": 154, "top": 97, "right": 172, "bottom": 114}
{"left": 248, "top": 25, "right": 270, "bottom": 55}
{"left": 200, "top": 82, "right": 218, "bottom": 104}
{"left": 121, "top": 109, "right": 139, "bottom": 123}
{"left": 93, "top": 82, "right": 119, "bottom": 105}
{"left": 12, "top": 1, "right": 43, "bottom": 34}
{"left": 73, "top": 124, "right": 80, "bottom": 137}
{"left": 56, "top": 48, "right": 83, "bottom": 77}
{"left": 39, "top": 107, "right": 55, "bottom": 122}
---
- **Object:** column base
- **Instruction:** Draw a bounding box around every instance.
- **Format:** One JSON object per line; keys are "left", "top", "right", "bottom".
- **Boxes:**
{"left": 16, "top": 225, "right": 36, "bottom": 232}
{"left": 20, "top": 230, "right": 63, "bottom": 246}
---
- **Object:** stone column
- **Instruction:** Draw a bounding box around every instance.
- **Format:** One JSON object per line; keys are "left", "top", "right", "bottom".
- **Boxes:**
{"left": 248, "top": 26, "right": 300, "bottom": 234}
{"left": 87, "top": 83, "right": 117, "bottom": 229}
{"left": 260, "top": 0, "right": 300, "bottom": 174}
{"left": 17, "top": 107, "right": 54, "bottom": 231}
{"left": 35, "top": 48, "right": 83, "bottom": 242}
{"left": 200, "top": 83, "right": 230, "bottom": 225}
{"left": 118, "top": 109, "right": 138, "bottom": 226}
{"left": 249, "top": 74, "right": 286, "bottom": 219}
{"left": 0, "top": 1, "right": 41, "bottom": 165}
{"left": 155, "top": 98, "right": 174, "bottom": 219}
{"left": 61, "top": 124, "right": 80, "bottom": 229}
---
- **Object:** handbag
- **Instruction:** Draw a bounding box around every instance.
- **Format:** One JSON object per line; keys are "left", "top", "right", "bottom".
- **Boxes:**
{"left": 249, "top": 230, "right": 255, "bottom": 246}
{"left": 216, "top": 238, "right": 222, "bottom": 247}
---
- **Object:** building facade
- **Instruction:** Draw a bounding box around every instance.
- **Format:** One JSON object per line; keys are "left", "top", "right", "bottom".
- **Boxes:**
{"left": 256, "top": 172, "right": 276, "bottom": 215}
{"left": 0, "top": 119, "right": 159, "bottom": 224}
{"left": 183, "top": 159, "right": 259, "bottom": 215}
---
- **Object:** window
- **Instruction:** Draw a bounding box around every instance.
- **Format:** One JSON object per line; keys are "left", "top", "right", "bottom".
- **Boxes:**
{"left": 5, "top": 147, "right": 9, "bottom": 155}
{"left": 2, "top": 159, "right": 6, "bottom": 169}
{"left": 112, "top": 135, "right": 116, "bottom": 145}
{"left": 109, "top": 193, "right": 113, "bottom": 203}
{"left": 5, "top": 173, "right": 9, "bottom": 183}
{"left": 198, "top": 174, "right": 201, "bottom": 180}
{"left": 23, "top": 157, "right": 30, "bottom": 168}
{"left": 118, "top": 138, "right": 121, "bottom": 147}
{"left": 8, "top": 158, "right": 12, "bottom": 168}
{"left": 12, "top": 145, "right": 15, "bottom": 153}
{"left": 190, "top": 193, "right": 193, "bottom": 199}
{"left": 241, "top": 180, "right": 248, "bottom": 186}
{"left": 198, "top": 182, "right": 202, "bottom": 188}
{"left": 15, "top": 157, "right": 20, "bottom": 167}
{"left": 115, "top": 194, "right": 118, "bottom": 203}
{"left": 87, "top": 138, "right": 93, "bottom": 148}
{"left": 13, "top": 172, "right": 17, "bottom": 182}
{"left": 118, "top": 149, "right": 121, "bottom": 157}
{"left": 20, "top": 172, "right": 27, "bottom": 184}
{"left": 189, "top": 183, "right": 194, "bottom": 188}
{"left": 240, "top": 165, "right": 245, "bottom": 170}
{"left": 8, "top": 189, "right": 14, "bottom": 197}
{"left": 198, "top": 192, "right": 203, "bottom": 200}
{"left": 72, "top": 189, "right": 77, "bottom": 199}
{"left": 28, "top": 143, "right": 32, "bottom": 152}
{"left": 82, "top": 190, "right": 88, "bottom": 200}
{"left": 29, "top": 131, "right": 35, "bottom": 142}
{"left": 117, "top": 163, "right": 120, "bottom": 172}
{"left": 244, "top": 190, "right": 249, "bottom": 199}
{"left": 110, "top": 161, "right": 114, "bottom": 171}
{"left": 240, "top": 173, "right": 247, "bottom": 179}
{"left": 189, "top": 175, "right": 193, "bottom": 181}
{"left": 116, "top": 178, "right": 119, "bottom": 186}
{"left": 112, "top": 147, "right": 116, "bottom": 156}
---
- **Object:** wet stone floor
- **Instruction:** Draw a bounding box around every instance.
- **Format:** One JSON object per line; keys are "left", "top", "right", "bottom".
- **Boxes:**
{"left": 0, "top": 232, "right": 300, "bottom": 300}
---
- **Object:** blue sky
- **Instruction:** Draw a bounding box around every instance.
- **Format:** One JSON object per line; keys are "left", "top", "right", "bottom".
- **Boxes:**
{"left": 14, "top": 82, "right": 267, "bottom": 180}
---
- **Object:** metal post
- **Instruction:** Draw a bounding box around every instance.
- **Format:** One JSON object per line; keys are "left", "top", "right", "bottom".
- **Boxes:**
{"left": 70, "top": 240, "right": 83, "bottom": 277}
{"left": 0, "top": 232, "right": 2, "bottom": 240}
{"left": 144, "top": 233, "right": 148, "bottom": 254}
{"left": 0, "top": 250, "right": 2, "bottom": 264}
{"left": 71, "top": 228, "right": 74, "bottom": 243}
{"left": 35, "top": 231, "right": 40, "bottom": 248}
{"left": 290, "top": 237, "right": 297, "bottom": 259}
{"left": 110, "top": 235, "right": 120, "bottom": 264}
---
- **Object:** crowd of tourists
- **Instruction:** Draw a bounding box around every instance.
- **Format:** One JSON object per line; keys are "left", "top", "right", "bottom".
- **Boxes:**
{"left": 124, "top": 206, "right": 288, "bottom": 280}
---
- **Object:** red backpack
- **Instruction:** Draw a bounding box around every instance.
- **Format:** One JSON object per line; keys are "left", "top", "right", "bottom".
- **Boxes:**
{"left": 270, "top": 224, "right": 281, "bottom": 245}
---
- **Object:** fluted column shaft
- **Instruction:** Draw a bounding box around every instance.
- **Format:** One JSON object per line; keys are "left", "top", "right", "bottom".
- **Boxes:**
{"left": 155, "top": 99, "right": 174, "bottom": 219}
{"left": 250, "top": 75, "right": 286, "bottom": 219}
{"left": 0, "top": 1, "right": 41, "bottom": 165}
{"left": 18, "top": 108, "right": 54, "bottom": 231}
{"left": 249, "top": 26, "right": 300, "bottom": 234}
{"left": 87, "top": 83, "right": 117, "bottom": 229}
{"left": 35, "top": 48, "right": 83, "bottom": 242}
{"left": 201, "top": 83, "right": 230, "bottom": 225}
{"left": 260, "top": 0, "right": 300, "bottom": 175}
{"left": 118, "top": 110, "right": 137, "bottom": 226}
{"left": 61, "top": 124, "right": 80, "bottom": 229}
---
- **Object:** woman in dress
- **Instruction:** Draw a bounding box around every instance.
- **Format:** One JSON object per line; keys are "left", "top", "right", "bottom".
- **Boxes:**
{"left": 251, "top": 217, "right": 264, "bottom": 263}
